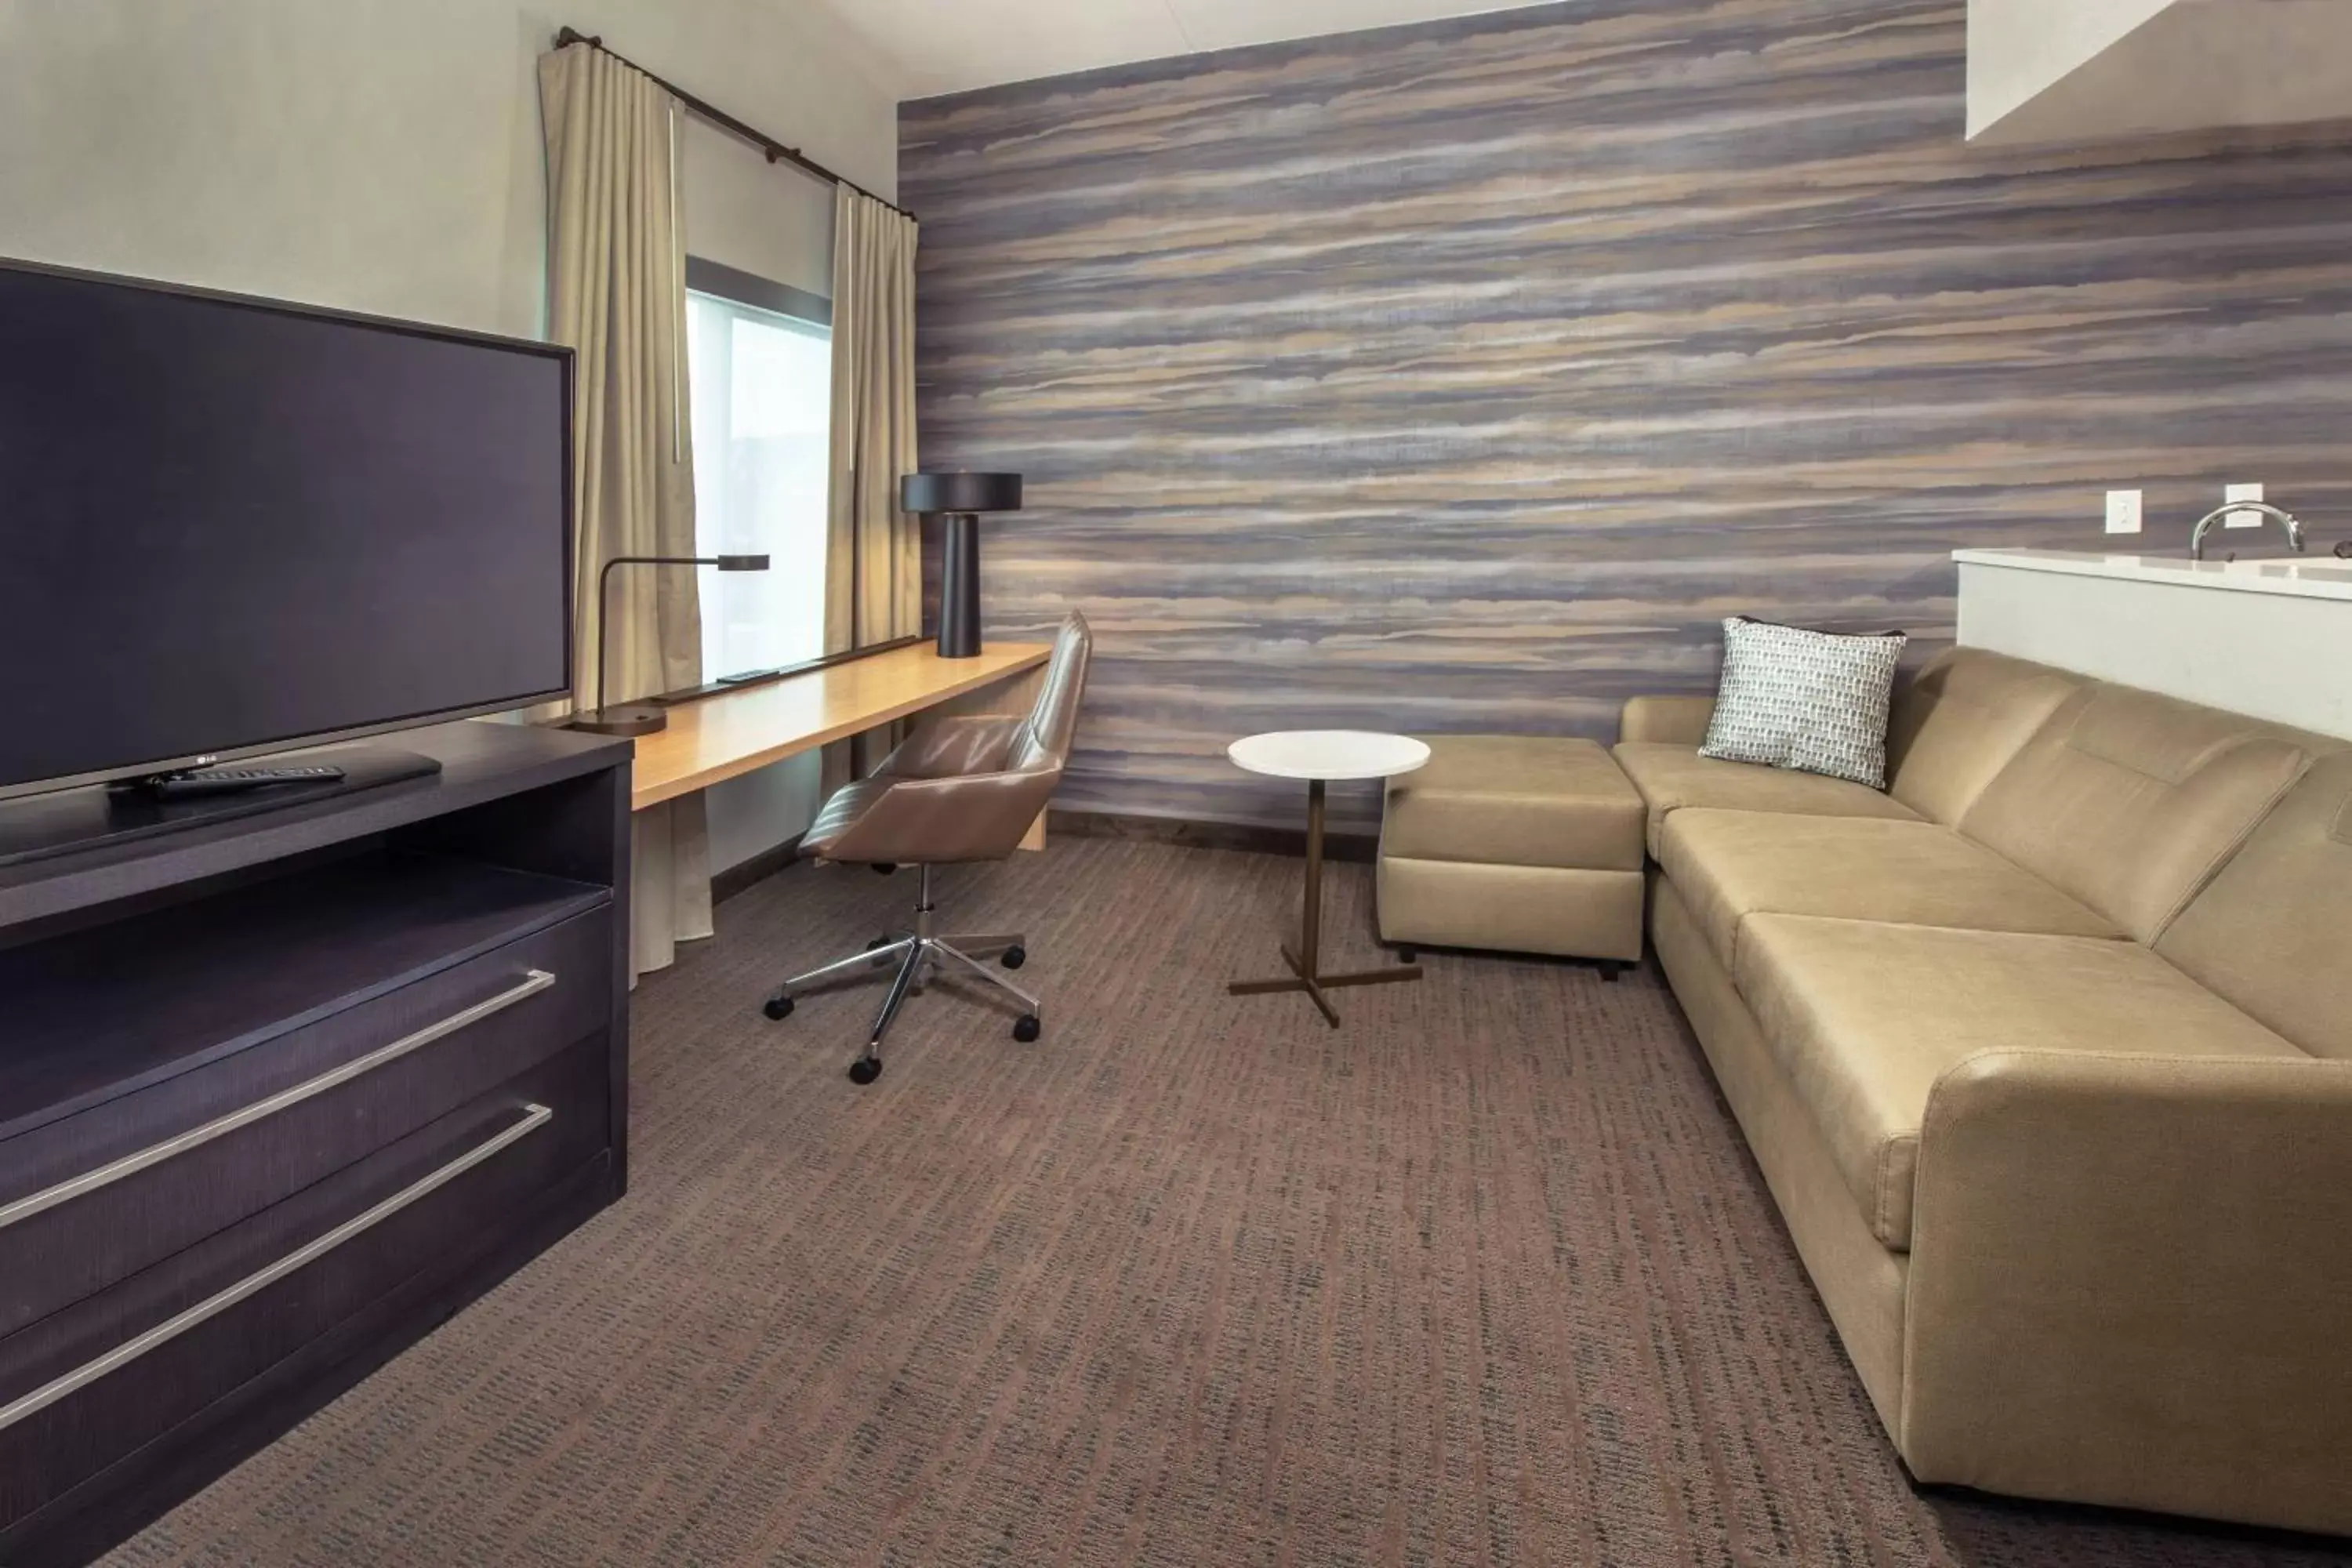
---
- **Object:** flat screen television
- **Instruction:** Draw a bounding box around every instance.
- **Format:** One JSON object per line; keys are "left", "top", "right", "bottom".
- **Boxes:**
{"left": 0, "top": 262, "right": 574, "bottom": 804}
{"left": 0, "top": 259, "right": 572, "bottom": 801}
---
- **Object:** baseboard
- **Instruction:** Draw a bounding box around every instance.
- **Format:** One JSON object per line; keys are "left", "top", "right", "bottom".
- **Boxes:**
{"left": 712, "top": 834, "right": 804, "bottom": 905}
{"left": 1047, "top": 808, "right": 1378, "bottom": 864}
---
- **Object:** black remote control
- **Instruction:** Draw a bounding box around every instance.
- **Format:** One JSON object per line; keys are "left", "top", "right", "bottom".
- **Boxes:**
{"left": 143, "top": 764, "right": 347, "bottom": 800}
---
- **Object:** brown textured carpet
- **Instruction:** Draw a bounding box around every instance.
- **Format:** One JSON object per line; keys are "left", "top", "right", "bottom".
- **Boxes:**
{"left": 109, "top": 840, "right": 2346, "bottom": 1566}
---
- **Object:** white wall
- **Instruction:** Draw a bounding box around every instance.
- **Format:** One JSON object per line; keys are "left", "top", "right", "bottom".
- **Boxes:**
{"left": 0, "top": 0, "right": 899, "bottom": 871}
{"left": 0, "top": 0, "right": 895, "bottom": 335}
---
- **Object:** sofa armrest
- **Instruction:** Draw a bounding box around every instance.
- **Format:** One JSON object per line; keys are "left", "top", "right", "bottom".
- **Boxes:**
{"left": 1904, "top": 1048, "right": 2352, "bottom": 1534}
{"left": 1619, "top": 695, "right": 1715, "bottom": 746}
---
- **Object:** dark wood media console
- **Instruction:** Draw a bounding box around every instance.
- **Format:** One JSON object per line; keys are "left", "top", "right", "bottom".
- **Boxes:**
{"left": 0, "top": 720, "right": 633, "bottom": 1566}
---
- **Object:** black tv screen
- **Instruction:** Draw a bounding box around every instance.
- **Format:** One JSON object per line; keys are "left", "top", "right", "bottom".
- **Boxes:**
{"left": 0, "top": 261, "right": 572, "bottom": 797}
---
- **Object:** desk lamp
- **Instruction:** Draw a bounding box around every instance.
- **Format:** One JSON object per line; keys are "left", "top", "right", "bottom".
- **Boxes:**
{"left": 901, "top": 472, "right": 1022, "bottom": 659}
{"left": 569, "top": 554, "right": 769, "bottom": 736}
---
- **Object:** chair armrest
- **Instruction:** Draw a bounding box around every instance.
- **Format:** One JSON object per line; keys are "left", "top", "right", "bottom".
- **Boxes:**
{"left": 1619, "top": 695, "right": 1715, "bottom": 746}
{"left": 881, "top": 714, "right": 1025, "bottom": 779}
{"left": 1903, "top": 1048, "right": 2352, "bottom": 1533}
{"left": 816, "top": 766, "right": 1060, "bottom": 866}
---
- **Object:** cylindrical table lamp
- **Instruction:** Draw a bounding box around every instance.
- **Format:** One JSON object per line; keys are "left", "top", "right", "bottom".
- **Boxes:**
{"left": 902, "top": 471, "right": 1022, "bottom": 659}
{"left": 568, "top": 554, "right": 769, "bottom": 735}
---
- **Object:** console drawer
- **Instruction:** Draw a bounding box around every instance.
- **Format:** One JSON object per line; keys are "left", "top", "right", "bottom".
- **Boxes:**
{"left": 0, "top": 1032, "right": 609, "bottom": 1534}
{"left": 0, "top": 903, "right": 609, "bottom": 1336}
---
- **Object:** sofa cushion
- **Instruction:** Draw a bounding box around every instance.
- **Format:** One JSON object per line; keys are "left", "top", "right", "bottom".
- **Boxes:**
{"left": 2158, "top": 752, "right": 2352, "bottom": 1060}
{"left": 1619, "top": 695, "right": 1716, "bottom": 746}
{"left": 1958, "top": 684, "right": 2330, "bottom": 945}
{"left": 1733, "top": 915, "right": 2304, "bottom": 1250}
{"left": 1611, "top": 742, "right": 1918, "bottom": 858}
{"left": 1658, "top": 810, "right": 2120, "bottom": 972}
{"left": 1382, "top": 735, "right": 1643, "bottom": 871}
{"left": 1882, "top": 648, "right": 2085, "bottom": 826}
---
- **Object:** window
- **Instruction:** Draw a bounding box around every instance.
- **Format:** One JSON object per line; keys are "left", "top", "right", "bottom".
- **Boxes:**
{"left": 685, "top": 270, "right": 831, "bottom": 681}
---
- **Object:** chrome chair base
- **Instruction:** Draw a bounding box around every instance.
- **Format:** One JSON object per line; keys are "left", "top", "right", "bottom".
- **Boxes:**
{"left": 760, "top": 866, "right": 1040, "bottom": 1083}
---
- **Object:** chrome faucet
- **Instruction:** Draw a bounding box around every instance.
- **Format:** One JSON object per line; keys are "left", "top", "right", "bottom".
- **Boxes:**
{"left": 2189, "top": 501, "right": 2307, "bottom": 561}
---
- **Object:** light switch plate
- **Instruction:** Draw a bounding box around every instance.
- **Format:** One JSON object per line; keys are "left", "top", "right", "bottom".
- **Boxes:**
{"left": 2104, "top": 489, "right": 2143, "bottom": 535}
{"left": 2226, "top": 482, "right": 2265, "bottom": 529}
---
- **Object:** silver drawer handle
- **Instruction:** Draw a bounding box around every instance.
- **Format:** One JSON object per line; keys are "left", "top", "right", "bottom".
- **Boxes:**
{"left": 0, "top": 1102, "right": 553, "bottom": 1435}
{"left": 0, "top": 968, "right": 556, "bottom": 1234}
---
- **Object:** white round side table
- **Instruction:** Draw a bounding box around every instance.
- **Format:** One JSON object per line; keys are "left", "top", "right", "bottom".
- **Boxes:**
{"left": 1227, "top": 730, "right": 1432, "bottom": 1026}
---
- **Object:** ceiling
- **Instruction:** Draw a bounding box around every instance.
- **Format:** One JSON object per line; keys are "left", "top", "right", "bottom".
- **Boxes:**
{"left": 820, "top": 0, "right": 1551, "bottom": 100}
{"left": 1969, "top": 0, "right": 2352, "bottom": 146}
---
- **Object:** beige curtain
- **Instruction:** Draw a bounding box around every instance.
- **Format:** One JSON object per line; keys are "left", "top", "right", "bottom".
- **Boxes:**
{"left": 823, "top": 185, "right": 923, "bottom": 786}
{"left": 539, "top": 43, "right": 711, "bottom": 980}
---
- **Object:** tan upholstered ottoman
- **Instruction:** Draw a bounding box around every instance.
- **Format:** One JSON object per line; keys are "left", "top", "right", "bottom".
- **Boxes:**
{"left": 1377, "top": 735, "right": 1646, "bottom": 970}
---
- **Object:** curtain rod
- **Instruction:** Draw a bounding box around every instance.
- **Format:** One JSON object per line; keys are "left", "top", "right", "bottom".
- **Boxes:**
{"left": 554, "top": 27, "right": 914, "bottom": 223}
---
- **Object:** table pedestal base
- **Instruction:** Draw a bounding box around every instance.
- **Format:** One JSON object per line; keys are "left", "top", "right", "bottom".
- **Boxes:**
{"left": 1229, "top": 777, "right": 1422, "bottom": 1027}
{"left": 1230, "top": 943, "right": 1422, "bottom": 1027}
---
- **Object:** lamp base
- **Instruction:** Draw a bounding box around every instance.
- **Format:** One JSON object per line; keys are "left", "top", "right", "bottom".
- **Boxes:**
{"left": 938, "top": 511, "right": 982, "bottom": 659}
{"left": 564, "top": 703, "right": 669, "bottom": 737}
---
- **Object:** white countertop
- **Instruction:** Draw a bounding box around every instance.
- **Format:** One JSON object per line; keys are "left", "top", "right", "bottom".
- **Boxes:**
{"left": 1952, "top": 548, "right": 2352, "bottom": 603}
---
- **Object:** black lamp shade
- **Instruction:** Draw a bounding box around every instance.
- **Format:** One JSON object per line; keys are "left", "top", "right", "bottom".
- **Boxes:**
{"left": 902, "top": 471, "right": 1022, "bottom": 514}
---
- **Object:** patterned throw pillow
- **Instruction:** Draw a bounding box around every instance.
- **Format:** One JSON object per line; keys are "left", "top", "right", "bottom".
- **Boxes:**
{"left": 1699, "top": 617, "right": 1907, "bottom": 789}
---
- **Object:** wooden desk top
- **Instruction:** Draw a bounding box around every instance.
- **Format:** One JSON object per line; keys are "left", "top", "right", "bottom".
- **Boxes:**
{"left": 629, "top": 641, "right": 1053, "bottom": 811}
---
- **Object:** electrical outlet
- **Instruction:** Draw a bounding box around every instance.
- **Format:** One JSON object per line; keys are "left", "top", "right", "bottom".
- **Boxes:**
{"left": 2104, "top": 489, "right": 2143, "bottom": 535}
{"left": 2226, "top": 482, "right": 2265, "bottom": 529}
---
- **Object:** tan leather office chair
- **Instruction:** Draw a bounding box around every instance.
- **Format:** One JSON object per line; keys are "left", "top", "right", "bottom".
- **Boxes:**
{"left": 760, "top": 612, "right": 1092, "bottom": 1083}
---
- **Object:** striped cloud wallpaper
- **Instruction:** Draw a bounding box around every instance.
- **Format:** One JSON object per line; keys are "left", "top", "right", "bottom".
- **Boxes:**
{"left": 900, "top": 0, "right": 2352, "bottom": 827}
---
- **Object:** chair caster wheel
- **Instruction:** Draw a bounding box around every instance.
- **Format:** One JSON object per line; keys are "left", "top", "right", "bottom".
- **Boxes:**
{"left": 1001, "top": 945, "right": 1026, "bottom": 970}
{"left": 1012, "top": 1014, "right": 1041, "bottom": 1043}
{"left": 848, "top": 1055, "right": 882, "bottom": 1084}
{"left": 762, "top": 995, "right": 793, "bottom": 1021}
{"left": 868, "top": 935, "right": 895, "bottom": 968}
{"left": 1396, "top": 946, "right": 1417, "bottom": 964}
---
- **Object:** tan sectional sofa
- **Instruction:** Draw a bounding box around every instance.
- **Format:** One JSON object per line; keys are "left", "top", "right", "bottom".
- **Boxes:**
{"left": 1617, "top": 648, "right": 2352, "bottom": 1535}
